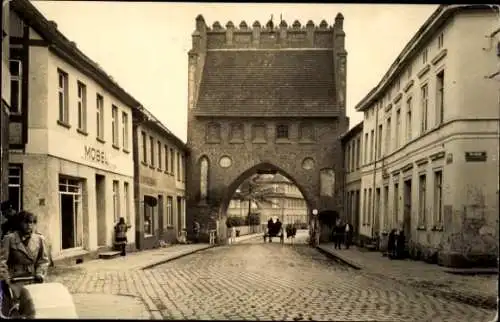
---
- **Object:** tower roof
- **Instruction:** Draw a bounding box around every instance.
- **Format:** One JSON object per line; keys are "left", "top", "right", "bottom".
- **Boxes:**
{"left": 196, "top": 49, "right": 337, "bottom": 114}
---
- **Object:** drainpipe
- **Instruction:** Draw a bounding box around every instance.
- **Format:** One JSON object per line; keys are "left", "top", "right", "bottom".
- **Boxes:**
{"left": 370, "top": 104, "right": 380, "bottom": 239}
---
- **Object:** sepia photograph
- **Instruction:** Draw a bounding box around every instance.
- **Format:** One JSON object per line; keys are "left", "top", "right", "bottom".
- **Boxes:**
{"left": 0, "top": 1, "right": 498, "bottom": 320}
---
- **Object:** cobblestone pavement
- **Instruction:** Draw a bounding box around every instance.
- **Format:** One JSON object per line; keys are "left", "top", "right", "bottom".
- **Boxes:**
{"left": 317, "top": 244, "right": 498, "bottom": 309}
{"left": 48, "top": 238, "right": 496, "bottom": 321}
{"left": 145, "top": 243, "right": 495, "bottom": 321}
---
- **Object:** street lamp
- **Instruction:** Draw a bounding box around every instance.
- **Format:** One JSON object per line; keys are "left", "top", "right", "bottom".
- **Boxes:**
{"left": 235, "top": 189, "right": 242, "bottom": 217}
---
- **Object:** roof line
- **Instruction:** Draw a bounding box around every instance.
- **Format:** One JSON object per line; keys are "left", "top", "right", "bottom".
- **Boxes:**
{"left": 207, "top": 48, "right": 333, "bottom": 51}
{"left": 354, "top": 4, "right": 494, "bottom": 112}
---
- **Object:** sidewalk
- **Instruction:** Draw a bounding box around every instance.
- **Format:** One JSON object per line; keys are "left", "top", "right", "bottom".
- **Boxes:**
{"left": 50, "top": 232, "right": 263, "bottom": 275}
{"left": 317, "top": 243, "right": 498, "bottom": 310}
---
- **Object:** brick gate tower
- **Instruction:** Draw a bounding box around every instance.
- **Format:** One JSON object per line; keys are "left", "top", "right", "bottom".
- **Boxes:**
{"left": 186, "top": 14, "right": 348, "bottom": 243}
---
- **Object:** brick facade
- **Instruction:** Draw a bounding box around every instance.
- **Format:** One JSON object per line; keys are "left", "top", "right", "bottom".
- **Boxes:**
{"left": 186, "top": 15, "right": 349, "bottom": 243}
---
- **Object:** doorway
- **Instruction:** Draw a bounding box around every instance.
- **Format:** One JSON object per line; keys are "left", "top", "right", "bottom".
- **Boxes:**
{"left": 158, "top": 195, "right": 164, "bottom": 238}
{"left": 403, "top": 179, "right": 412, "bottom": 241}
{"left": 177, "top": 196, "right": 182, "bottom": 234}
{"left": 59, "top": 177, "right": 83, "bottom": 250}
{"left": 95, "top": 174, "right": 106, "bottom": 247}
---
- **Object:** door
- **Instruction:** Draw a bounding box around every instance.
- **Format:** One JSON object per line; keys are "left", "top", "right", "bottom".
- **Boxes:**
{"left": 95, "top": 175, "right": 106, "bottom": 247}
{"left": 403, "top": 180, "right": 412, "bottom": 242}
{"left": 158, "top": 195, "right": 164, "bottom": 239}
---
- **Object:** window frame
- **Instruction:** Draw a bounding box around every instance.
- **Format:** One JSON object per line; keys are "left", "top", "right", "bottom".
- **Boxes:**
{"left": 77, "top": 81, "right": 87, "bottom": 132}
{"left": 57, "top": 69, "right": 69, "bottom": 124}
{"left": 96, "top": 94, "right": 104, "bottom": 140}
{"left": 276, "top": 124, "right": 289, "bottom": 140}
{"left": 421, "top": 84, "right": 429, "bottom": 133}
{"left": 122, "top": 112, "right": 129, "bottom": 150}
{"left": 9, "top": 59, "right": 22, "bottom": 114}
{"left": 111, "top": 105, "right": 119, "bottom": 146}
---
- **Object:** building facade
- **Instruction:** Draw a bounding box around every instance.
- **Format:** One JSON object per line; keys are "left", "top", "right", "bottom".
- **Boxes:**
{"left": 8, "top": 0, "right": 140, "bottom": 261}
{"left": 132, "top": 107, "right": 187, "bottom": 250}
{"left": 1, "top": 0, "right": 11, "bottom": 211}
{"left": 340, "top": 121, "right": 362, "bottom": 239}
{"left": 227, "top": 173, "right": 308, "bottom": 225}
{"left": 355, "top": 5, "right": 499, "bottom": 267}
{"left": 186, "top": 15, "right": 349, "bottom": 244}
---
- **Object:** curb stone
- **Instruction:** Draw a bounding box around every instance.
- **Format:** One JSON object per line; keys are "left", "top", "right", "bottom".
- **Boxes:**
{"left": 316, "top": 246, "right": 362, "bottom": 270}
{"left": 139, "top": 245, "right": 216, "bottom": 270}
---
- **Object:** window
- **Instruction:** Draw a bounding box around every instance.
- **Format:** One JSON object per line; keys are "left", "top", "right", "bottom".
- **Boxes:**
{"left": 345, "top": 145, "right": 350, "bottom": 172}
{"left": 122, "top": 112, "right": 129, "bottom": 150}
{"left": 112, "top": 105, "right": 119, "bottom": 146}
{"left": 421, "top": 84, "right": 428, "bottom": 133}
{"left": 385, "top": 118, "right": 391, "bottom": 154}
{"left": 396, "top": 79, "right": 400, "bottom": 92}
{"left": 437, "top": 33, "right": 444, "bottom": 49}
{"left": 96, "top": 94, "right": 104, "bottom": 140}
{"left": 407, "top": 63, "right": 412, "bottom": 80}
{"left": 170, "top": 148, "right": 174, "bottom": 175}
{"left": 370, "top": 130, "right": 374, "bottom": 162}
{"left": 363, "top": 189, "right": 368, "bottom": 225}
{"left": 58, "top": 69, "right": 69, "bottom": 124}
{"left": 180, "top": 155, "right": 184, "bottom": 182}
{"left": 141, "top": 131, "right": 147, "bottom": 163}
{"left": 377, "top": 125, "right": 382, "bottom": 159}
{"left": 422, "top": 48, "right": 428, "bottom": 64}
{"left": 367, "top": 188, "right": 372, "bottom": 225}
{"left": 393, "top": 183, "right": 399, "bottom": 226}
{"left": 8, "top": 166, "right": 22, "bottom": 213}
{"left": 9, "top": 60, "right": 22, "bottom": 114}
{"left": 124, "top": 182, "right": 130, "bottom": 223}
{"left": 166, "top": 196, "right": 173, "bottom": 227}
{"left": 351, "top": 140, "right": 356, "bottom": 171}
{"left": 143, "top": 196, "right": 155, "bottom": 237}
{"left": 164, "top": 145, "right": 169, "bottom": 172}
{"left": 59, "top": 177, "right": 83, "bottom": 249}
{"left": 77, "top": 82, "right": 87, "bottom": 131}
{"left": 395, "top": 109, "right": 401, "bottom": 149}
{"left": 406, "top": 97, "right": 412, "bottom": 142}
{"left": 364, "top": 133, "right": 368, "bottom": 164}
{"left": 436, "top": 71, "right": 444, "bottom": 125}
{"left": 356, "top": 138, "right": 360, "bottom": 169}
{"left": 149, "top": 136, "right": 155, "bottom": 167}
{"left": 176, "top": 151, "right": 180, "bottom": 181}
{"left": 418, "top": 174, "right": 427, "bottom": 226}
{"left": 276, "top": 124, "right": 289, "bottom": 139}
{"left": 434, "top": 171, "right": 443, "bottom": 226}
{"left": 157, "top": 141, "right": 162, "bottom": 170}
{"left": 112, "top": 180, "right": 120, "bottom": 222}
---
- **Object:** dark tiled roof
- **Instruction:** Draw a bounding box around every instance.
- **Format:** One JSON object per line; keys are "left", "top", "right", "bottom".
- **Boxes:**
{"left": 196, "top": 50, "right": 337, "bottom": 113}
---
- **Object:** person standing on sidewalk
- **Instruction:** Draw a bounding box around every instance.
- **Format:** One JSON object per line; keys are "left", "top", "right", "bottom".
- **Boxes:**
{"left": 333, "top": 220, "right": 343, "bottom": 249}
{"left": 344, "top": 222, "right": 352, "bottom": 249}
{"left": 114, "top": 217, "right": 130, "bottom": 256}
{"left": 192, "top": 220, "right": 200, "bottom": 244}
{"left": 230, "top": 226, "right": 236, "bottom": 244}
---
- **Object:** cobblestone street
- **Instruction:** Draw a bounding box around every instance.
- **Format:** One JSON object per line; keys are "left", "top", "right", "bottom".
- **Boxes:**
{"left": 50, "top": 237, "right": 496, "bottom": 321}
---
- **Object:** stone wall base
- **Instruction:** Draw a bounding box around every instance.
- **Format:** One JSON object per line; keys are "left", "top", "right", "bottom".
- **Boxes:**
{"left": 438, "top": 251, "right": 497, "bottom": 268}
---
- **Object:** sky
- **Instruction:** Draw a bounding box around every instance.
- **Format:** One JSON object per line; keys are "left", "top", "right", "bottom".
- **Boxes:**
{"left": 32, "top": 1, "right": 438, "bottom": 142}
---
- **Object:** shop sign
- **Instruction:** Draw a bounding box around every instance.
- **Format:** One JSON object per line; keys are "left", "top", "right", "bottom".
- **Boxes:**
{"left": 83, "top": 145, "right": 109, "bottom": 165}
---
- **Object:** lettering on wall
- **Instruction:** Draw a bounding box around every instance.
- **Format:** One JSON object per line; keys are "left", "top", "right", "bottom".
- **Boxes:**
{"left": 465, "top": 151, "right": 487, "bottom": 162}
{"left": 83, "top": 145, "right": 109, "bottom": 165}
{"left": 141, "top": 176, "right": 157, "bottom": 187}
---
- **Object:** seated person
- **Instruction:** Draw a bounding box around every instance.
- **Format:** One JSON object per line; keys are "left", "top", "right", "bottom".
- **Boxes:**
{"left": 0, "top": 257, "right": 36, "bottom": 319}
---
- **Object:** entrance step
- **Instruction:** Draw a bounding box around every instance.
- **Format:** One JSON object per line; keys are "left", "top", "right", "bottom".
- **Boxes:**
{"left": 98, "top": 251, "right": 121, "bottom": 260}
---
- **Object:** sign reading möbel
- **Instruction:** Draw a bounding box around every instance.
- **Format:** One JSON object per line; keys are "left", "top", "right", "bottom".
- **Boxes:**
{"left": 83, "top": 145, "right": 109, "bottom": 165}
